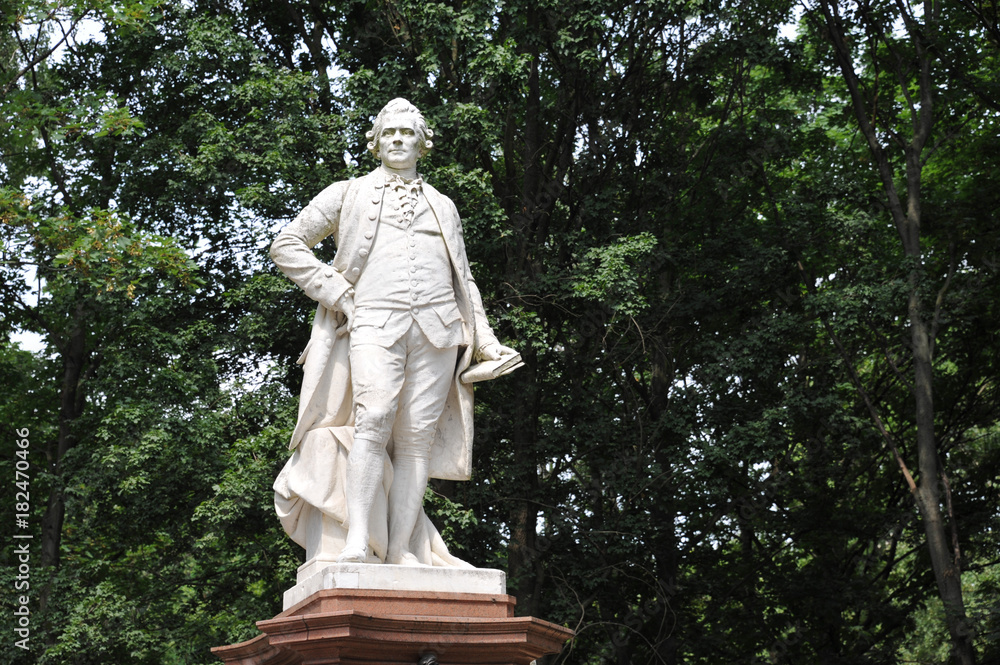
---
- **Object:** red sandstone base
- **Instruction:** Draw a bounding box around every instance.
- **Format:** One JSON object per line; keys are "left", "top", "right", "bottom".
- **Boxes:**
{"left": 211, "top": 589, "right": 574, "bottom": 665}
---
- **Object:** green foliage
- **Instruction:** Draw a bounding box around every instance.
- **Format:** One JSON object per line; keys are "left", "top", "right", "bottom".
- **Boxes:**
{"left": 572, "top": 232, "right": 658, "bottom": 316}
{"left": 898, "top": 563, "right": 1000, "bottom": 664}
{"left": 1, "top": 190, "right": 199, "bottom": 302}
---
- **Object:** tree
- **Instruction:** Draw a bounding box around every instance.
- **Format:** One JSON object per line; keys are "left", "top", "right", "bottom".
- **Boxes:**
{"left": 797, "top": 0, "right": 1000, "bottom": 660}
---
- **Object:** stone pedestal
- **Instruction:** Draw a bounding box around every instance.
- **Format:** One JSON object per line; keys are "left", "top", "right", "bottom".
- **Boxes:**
{"left": 212, "top": 565, "right": 574, "bottom": 665}
{"left": 284, "top": 561, "right": 507, "bottom": 610}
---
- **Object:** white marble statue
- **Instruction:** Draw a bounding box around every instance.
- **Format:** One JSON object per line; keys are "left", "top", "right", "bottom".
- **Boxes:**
{"left": 270, "top": 98, "right": 517, "bottom": 568}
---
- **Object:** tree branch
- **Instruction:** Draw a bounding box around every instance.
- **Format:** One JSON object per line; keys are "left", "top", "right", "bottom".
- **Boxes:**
{"left": 3, "top": 11, "right": 90, "bottom": 98}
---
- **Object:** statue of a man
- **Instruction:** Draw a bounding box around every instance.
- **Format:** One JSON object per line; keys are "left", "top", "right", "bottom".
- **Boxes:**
{"left": 270, "top": 98, "right": 515, "bottom": 567}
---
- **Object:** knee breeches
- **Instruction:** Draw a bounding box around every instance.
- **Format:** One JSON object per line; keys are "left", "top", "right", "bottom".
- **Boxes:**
{"left": 350, "top": 319, "right": 458, "bottom": 459}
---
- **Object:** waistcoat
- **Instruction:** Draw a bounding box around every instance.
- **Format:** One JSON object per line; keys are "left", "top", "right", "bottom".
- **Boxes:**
{"left": 351, "top": 176, "right": 463, "bottom": 348}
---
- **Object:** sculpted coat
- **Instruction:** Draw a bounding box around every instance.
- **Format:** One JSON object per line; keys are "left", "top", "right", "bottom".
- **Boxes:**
{"left": 270, "top": 167, "right": 498, "bottom": 566}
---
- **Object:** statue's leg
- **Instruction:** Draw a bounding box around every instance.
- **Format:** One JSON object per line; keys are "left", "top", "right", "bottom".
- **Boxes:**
{"left": 385, "top": 450, "right": 429, "bottom": 566}
{"left": 342, "top": 332, "right": 406, "bottom": 563}
{"left": 387, "top": 328, "right": 458, "bottom": 566}
{"left": 339, "top": 435, "right": 384, "bottom": 563}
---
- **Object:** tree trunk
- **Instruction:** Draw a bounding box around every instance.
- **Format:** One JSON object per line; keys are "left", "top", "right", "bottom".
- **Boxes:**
{"left": 910, "top": 308, "right": 976, "bottom": 664}
{"left": 812, "top": 1, "right": 977, "bottom": 661}
{"left": 40, "top": 302, "right": 88, "bottom": 616}
{"left": 506, "top": 347, "right": 541, "bottom": 616}
{"left": 41, "top": 316, "right": 86, "bottom": 570}
{"left": 650, "top": 344, "right": 680, "bottom": 665}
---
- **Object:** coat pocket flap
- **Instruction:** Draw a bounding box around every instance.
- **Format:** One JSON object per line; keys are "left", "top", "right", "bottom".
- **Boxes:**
{"left": 352, "top": 308, "right": 394, "bottom": 329}
{"left": 432, "top": 301, "right": 463, "bottom": 325}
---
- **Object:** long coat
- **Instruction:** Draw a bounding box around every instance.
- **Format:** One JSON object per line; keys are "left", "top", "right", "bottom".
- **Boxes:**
{"left": 269, "top": 167, "right": 497, "bottom": 564}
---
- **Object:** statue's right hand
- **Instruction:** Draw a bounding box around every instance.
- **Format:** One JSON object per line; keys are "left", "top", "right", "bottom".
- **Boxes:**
{"left": 334, "top": 290, "right": 355, "bottom": 336}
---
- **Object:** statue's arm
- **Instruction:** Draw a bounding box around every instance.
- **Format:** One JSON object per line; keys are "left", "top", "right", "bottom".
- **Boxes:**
{"left": 467, "top": 276, "right": 498, "bottom": 349}
{"left": 447, "top": 200, "right": 515, "bottom": 361}
{"left": 270, "top": 182, "right": 352, "bottom": 310}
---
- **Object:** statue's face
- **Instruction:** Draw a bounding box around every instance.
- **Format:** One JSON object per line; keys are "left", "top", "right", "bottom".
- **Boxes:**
{"left": 378, "top": 115, "right": 422, "bottom": 171}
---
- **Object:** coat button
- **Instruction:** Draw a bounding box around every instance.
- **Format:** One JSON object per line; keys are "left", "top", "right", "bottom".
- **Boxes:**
{"left": 359, "top": 249, "right": 369, "bottom": 258}
{"left": 365, "top": 231, "right": 373, "bottom": 239}
{"left": 325, "top": 269, "right": 335, "bottom": 278}
{"left": 352, "top": 267, "right": 360, "bottom": 276}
